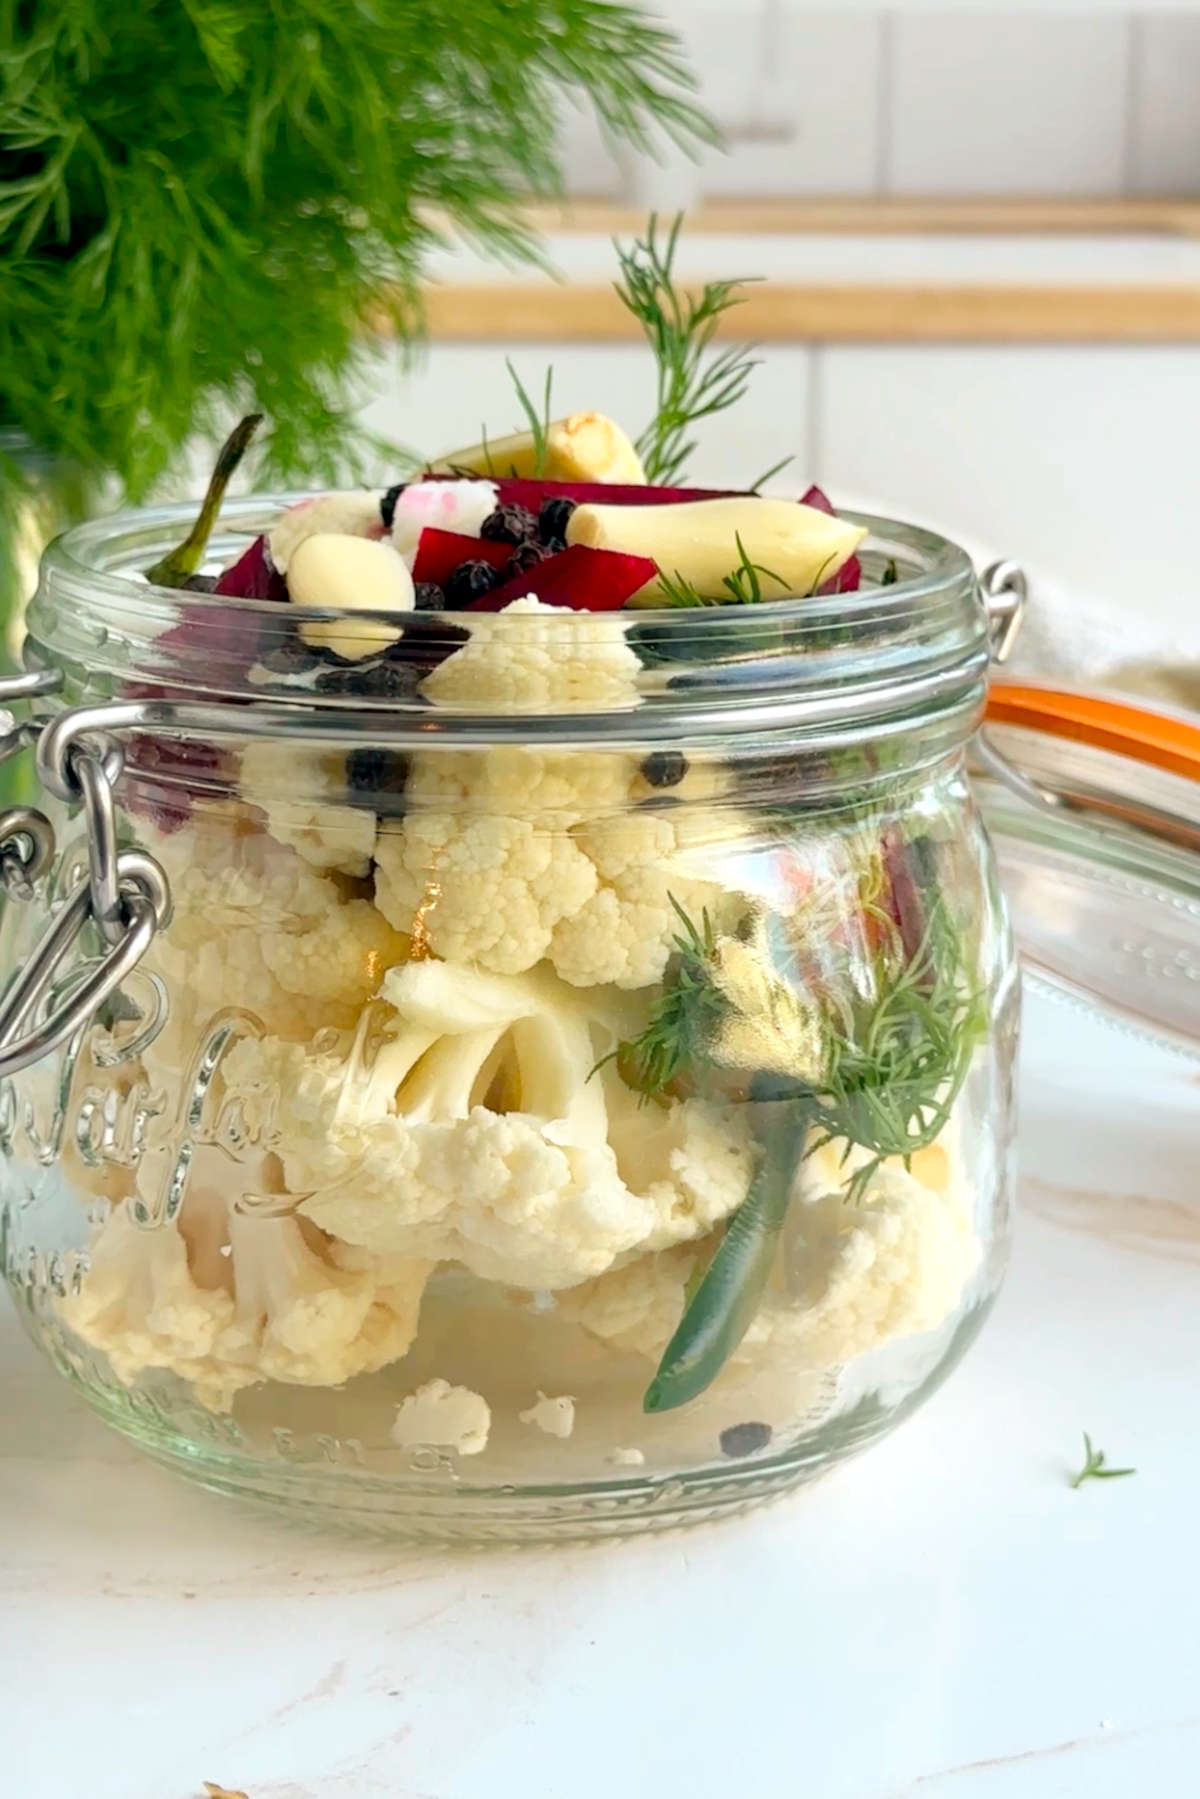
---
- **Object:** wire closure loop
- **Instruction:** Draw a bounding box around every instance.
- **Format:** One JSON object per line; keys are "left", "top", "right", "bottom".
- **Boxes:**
{"left": 0, "top": 668, "right": 171, "bottom": 1081}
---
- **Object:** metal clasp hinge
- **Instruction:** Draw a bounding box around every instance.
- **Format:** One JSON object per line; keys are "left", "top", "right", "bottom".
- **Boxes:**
{"left": 981, "top": 560, "right": 1027, "bottom": 665}
{"left": 0, "top": 670, "right": 171, "bottom": 1079}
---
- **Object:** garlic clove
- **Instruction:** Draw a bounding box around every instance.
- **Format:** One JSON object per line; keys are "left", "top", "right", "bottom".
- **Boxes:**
{"left": 546, "top": 412, "right": 645, "bottom": 484}
{"left": 287, "top": 533, "right": 413, "bottom": 660}
{"left": 431, "top": 412, "right": 645, "bottom": 485}
{"left": 567, "top": 497, "right": 867, "bottom": 604}
{"left": 390, "top": 478, "right": 498, "bottom": 562}
{"left": 268, "top": 490, "right": 385, "bottom": 574}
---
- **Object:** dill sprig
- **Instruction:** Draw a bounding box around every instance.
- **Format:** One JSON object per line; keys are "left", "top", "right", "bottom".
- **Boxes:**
{"left": 614, "top": 212, "right": 758, "bottom": 486}
{"left": 505, "top": 359, "right": 555, "bottom": 478}
{"left": 1069, "top": 1433, "right": 1136, "bottom": 1490}
{"left": 656, "top": 534, "right": 827, "bottom": 609}
{"left": 612, "top": 845, "right": 986, "bottom": 1410}
{"left": 0, "top": 2, "right": 712, "bottom": 502}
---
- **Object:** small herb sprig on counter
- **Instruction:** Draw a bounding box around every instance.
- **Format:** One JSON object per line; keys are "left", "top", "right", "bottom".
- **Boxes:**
{"left": 1069, "top": 1433, "right": 1136, "bottom": 1490}
{"left": 615, "top": 214, "right": 759, "bottom": 486}
{"left": 610, "top": 851, "right": 986, "bottom": 1412}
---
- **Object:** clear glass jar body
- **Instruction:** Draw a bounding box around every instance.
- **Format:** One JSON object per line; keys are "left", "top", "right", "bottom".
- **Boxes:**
{"left": 0, "top": 503, "right": 1017, "bottom": 1539}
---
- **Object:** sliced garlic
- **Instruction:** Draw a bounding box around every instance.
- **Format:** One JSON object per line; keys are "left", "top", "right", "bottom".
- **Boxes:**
{"left": 268, "top": 490, "right": 384, "bottom": 573}
{"left": 567, "top": 496, "right": 867, "bottom": 604}
{"left": 432, "top": 411, "right": 645, "bottom": 485}
{"left": 390, "top": 477, "right": 498, "bottom": 562}
{"left": 287, "top": 533, "right": 412, "bottom": 660}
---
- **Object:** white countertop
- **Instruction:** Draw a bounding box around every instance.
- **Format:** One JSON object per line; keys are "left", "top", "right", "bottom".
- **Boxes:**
{"left": 4, "top": 986, "right": 1199, "bottom": 1799}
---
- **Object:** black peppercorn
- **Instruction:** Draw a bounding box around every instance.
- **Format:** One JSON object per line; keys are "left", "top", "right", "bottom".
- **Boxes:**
{"left": 413, "top": 582, "right": 446, "bottom": 612}
{"left": 719, "top": 1421, "right": 772, "bottom": 1459}
{"left": 444, "top": 559, "right": 504, "bottom": 607}
{"left": 640, "top": 750, "right": 689, "bottom": 789}
{"left": 481, "top": 503, "right": 537, "bottom": 546}
{"left": 257, "top": 631, "right": 323, "bottom": 678}
{"left": 315, "top": 655, "right": 420, "bottom": 700}
{"left": 538, "top": 496, "right": 576, "bottom": 544}
{"left": 346, "top": 746, "right": 409, "bottom": 817}
{"left": 380, "top": 483, "right": 406, "bottom": 529}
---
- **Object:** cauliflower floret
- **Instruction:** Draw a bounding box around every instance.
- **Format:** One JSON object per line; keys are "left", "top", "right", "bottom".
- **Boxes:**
{"left": 549, "top": 809, "right": 746, "bottom": 989}
{"left": 240, "top": 739, "right": 377, "bottom": 876}
{"left": 259, "top": 899, "right": 408, "bottom": 1010}
{"left": 392, "top": 1378, "right": 491, "bottom": 1455}
{"left": 139, "top": 824, "right": 397, "bottom": 1074}
{"left": 559, "top": 1144, "right": 978, "bottom": 1373}
{"left": 375, "top": 812, "right": 599, "bottom": 975}
{"left": 371, "top": 596, "right": 750, "bottom": 987}
{"left": 60, "top": 1200, "right": 431, "bottom": 1412}
{"left": 219, "top": 963, "right": 751, "bottom": 1291}
{"left": 419, "top": 595, "right": 644, "bottom": 712}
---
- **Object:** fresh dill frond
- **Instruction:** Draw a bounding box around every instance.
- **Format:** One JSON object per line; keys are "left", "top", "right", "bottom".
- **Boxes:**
{"left": 608, "top": 898, "right": 728, "bottom": 1100}
{"left": 1, "top": 2, "right": 712, "bottom": 500}
{"left": 504, "top": 360, "right": 554, "bottom": 476}
{"left": 749, "top": 454, "right": 795, "bottom": 494}
{"left": 614, "top": 212, "right": 759, "bottom": 485}
{"left": 1070, "top": 1432, "right": 1136, "bottom": 1490}
{"left": 722, "top": 534, "right": 789, "bottom": 604}
{"left": 656, "top": 535, "right": 791, "bottom": 608}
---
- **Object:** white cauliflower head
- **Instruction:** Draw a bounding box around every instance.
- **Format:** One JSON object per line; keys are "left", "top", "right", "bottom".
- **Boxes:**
{"left": 240, "top": 738, "right": 377, "bottom": 877}
{"left": 59, "top": 1199, "right": 431, "bottom": 1411}
{"left": 419, "top": 594, "right": 644, "bottom": 713}
{"left": 217, "top": 961, "right": 752, "bottom": 1291}
{"left": 558, "top": 1134, "right": 978, "bottom": 1374}
{"left": 139, "top": 823, "right": 406, "bottom": 1077}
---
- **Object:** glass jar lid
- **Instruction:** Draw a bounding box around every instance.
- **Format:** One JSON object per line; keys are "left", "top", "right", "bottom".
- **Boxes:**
{"left": 977, "top": 680, "right": 1200, "bottom": 1057}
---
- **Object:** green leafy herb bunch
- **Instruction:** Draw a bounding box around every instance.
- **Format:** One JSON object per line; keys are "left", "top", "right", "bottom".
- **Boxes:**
{"left": 0, "top": 0, "right": 710, "bottom": 500}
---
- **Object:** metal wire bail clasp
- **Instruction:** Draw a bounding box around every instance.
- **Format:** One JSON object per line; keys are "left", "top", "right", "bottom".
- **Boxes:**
{"left": 0, "top": 676, "right": 172, "bottom": 1079}
{"left": 981, "top": 560, "right": 1028, "bottom": 664}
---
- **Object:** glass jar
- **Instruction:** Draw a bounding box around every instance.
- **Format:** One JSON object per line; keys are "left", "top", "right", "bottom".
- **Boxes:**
{"left": 0, "top": 432, "right": 89, "bottom": 808}
{"left": 0, "top": 498, "right": 1017, "bottom": 1540}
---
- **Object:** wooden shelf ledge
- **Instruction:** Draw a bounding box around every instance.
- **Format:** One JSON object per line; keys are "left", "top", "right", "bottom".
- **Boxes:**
{"left": 419, "top": 281, "right": 1200, "bottom": 345}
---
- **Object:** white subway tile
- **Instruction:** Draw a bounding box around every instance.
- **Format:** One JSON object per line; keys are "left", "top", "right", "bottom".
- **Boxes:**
{"left": 1129, "top": 16, "right": 1200, "bottom": 194}
{"left": 816, "top": 345, "right": 1200, "bottom": 623}
{"left": 886, "top": 13, "right": 1130, "bottom": 194}
{"left": 686, "top": 8, "right": 883, "bottom": 197}
{"left": 556, "top": 102, "right": 623, "bottom": 199}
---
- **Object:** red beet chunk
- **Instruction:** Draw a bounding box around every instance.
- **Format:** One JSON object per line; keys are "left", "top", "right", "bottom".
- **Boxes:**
{"left": 820, "top": 554, "right": 861, "bottom": 595}
{"left": 420, "top": 474, "right": 742, "bottom": 510}
{"left": 213, "top": 535, "right": 288, "bottom": 602}
{"left": 465, "top": 543, "right": 657, "bottom": 613}
{"left": 411, "top": 528, "right": 512, "bottom": 586}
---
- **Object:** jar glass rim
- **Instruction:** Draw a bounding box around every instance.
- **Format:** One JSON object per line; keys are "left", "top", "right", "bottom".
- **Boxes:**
{"left": 28, "top": 495, "right": 987, "bottom": 748}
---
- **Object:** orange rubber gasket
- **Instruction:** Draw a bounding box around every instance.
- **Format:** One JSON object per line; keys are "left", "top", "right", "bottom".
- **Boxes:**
{"left": 986, "top": 682, "right": 1200, "bottom": 784}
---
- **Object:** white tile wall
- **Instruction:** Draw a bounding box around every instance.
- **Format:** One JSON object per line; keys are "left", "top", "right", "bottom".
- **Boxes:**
{"left": 815, "top": 345, "right": 1200, "bottom": 617}
{"left": 885, "top": 12, "right": 1132, "bottom": 194}
{"left": 568, "top": 7, "right": 1200, "bottom": 200}
{"left": 1129, "top": 14, "right": 1200, "bottom": 193}
{"left": 354, "top": 343, "right": 816, "bottom": 491}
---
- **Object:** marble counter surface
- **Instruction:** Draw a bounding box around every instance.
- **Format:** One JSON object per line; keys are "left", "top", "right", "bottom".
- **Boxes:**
{"left": 3, "top": 987, "right": 1198, "bottom": 1799}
